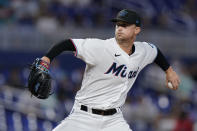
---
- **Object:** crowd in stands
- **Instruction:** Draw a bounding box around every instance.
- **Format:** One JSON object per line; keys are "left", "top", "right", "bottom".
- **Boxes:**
{"left": 0, "top": 0, "right": 197, "bottom": 32}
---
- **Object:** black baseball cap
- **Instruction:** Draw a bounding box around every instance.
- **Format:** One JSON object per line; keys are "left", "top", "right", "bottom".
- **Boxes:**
{"left": 111, "top": 9, "right": 141, "bottom": 27}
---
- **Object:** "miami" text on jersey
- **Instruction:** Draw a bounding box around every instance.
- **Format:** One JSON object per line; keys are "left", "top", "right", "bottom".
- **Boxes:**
{"left": 105, "top": 62, "right": 139, "bottom": 79}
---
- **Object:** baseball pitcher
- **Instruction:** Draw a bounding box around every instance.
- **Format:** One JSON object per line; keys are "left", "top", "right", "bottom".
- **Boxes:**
{"left": 27, "top": 9, "right": 180, "bottom": 131}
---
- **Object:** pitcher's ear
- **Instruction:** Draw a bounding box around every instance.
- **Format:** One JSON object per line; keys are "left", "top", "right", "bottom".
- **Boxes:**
{"left": 135, "top": 27, "right": 141, "bottom": 35}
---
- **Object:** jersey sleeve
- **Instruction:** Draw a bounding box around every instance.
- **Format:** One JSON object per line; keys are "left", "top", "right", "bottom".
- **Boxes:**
{"left": 71, "top": 38, "right": 102, "bottom": 65}
{"left": 140, "top": 42, "right": 158, "bottom": 69}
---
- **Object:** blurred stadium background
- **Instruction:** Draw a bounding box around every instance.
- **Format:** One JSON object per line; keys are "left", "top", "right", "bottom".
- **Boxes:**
{"left": 0, "top": 0, "right": 197, "bottom": 131}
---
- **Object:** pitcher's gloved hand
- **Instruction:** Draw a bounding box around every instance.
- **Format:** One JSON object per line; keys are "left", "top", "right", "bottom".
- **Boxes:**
{"left": 28, "top": 58, "right": 52, "bottom": 99}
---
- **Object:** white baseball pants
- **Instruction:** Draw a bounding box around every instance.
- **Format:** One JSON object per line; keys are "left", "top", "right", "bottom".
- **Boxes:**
{"left": 53, "top": 104, "right": 132, "bottom": 131}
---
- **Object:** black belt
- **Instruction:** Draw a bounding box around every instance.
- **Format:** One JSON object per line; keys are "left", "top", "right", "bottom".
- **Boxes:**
{"left": 80, "top": 105, "right": 117, "bottom": 116}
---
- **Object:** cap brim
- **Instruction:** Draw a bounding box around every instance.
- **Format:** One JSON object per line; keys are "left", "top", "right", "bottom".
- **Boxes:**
{"left": 111, "top": 18, "right": 131, "bottom": 24}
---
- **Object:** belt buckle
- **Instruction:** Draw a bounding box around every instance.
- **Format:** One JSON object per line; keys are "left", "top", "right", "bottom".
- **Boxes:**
{"left": 100, "top": 111, "right": 105, "bottom": 115}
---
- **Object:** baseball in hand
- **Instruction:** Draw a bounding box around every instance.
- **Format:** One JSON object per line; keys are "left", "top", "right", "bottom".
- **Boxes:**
{"left": 168, "top": 82, "right": 173, "bottom": 89}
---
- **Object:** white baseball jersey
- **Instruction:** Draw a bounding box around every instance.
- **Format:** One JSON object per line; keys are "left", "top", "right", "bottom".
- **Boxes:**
{"left": 71, "top": 38, "right": 157, "bottom": 109}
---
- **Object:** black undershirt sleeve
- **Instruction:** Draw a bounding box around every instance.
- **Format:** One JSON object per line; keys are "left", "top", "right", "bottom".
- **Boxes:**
{"left": 45, "top": 39, "right": 76, "bottom": 61}
{"left": 154, "top": 48, "right": 170, "bottom": 71}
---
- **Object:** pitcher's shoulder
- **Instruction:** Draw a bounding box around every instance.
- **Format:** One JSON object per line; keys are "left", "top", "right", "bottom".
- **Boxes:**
{"left": 134, "top": 41, "right": 149, "bottom": 46}
{"left": 104, "top": 38, "right": 116, "bottom": 43}
{"left": 134, "top": 41, "right": 156, "bottom": 48}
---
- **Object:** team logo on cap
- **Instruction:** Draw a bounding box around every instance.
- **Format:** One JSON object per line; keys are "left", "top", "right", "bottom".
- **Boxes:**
{"left": 119, "top": 10, "right": 128, "bottom": 17}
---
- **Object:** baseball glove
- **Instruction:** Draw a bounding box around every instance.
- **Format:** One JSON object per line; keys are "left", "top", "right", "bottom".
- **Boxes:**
{"left": 28, "top": 58, "right": 52, "bottom": 99}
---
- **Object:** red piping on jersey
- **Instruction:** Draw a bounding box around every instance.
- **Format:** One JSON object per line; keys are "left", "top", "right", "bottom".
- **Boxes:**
{"left": 70, "top": 39, "right": 78, "bottom": 56}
